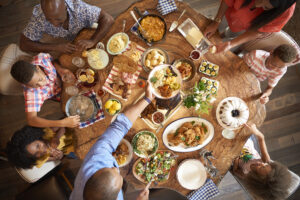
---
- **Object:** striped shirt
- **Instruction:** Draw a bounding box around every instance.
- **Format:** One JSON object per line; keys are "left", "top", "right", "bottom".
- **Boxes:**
{"left": 243, "top": 50, "right": 287, "bottom": 87}
{"left": 23, "top": 53, "right": 61, "bottom": 112}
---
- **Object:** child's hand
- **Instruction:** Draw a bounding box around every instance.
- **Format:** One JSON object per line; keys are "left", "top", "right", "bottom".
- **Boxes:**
{"left": 260, "top": 93, "right": 270, "bottom": 104}
{"left": 49, "top": 148, "right": 63, "bottom": 160}
{"left": 62, "top": 116, "right": 80, "bottom": 128}
{"left": 245, "top": 123, "right": 264, "bottom": 139}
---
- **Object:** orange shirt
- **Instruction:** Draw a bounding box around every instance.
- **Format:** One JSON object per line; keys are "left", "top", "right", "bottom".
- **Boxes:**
{"left": 224, "top": 0, "right": 295, "bottom": 33}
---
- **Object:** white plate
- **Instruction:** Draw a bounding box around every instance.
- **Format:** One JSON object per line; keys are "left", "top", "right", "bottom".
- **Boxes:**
{"left": 162, "top": 117, "right": 214, "bottom": 152}
{"left": 177, "top": 159, "right": 207, "bottom": 190}
{"left": 107, "top": 32, "right": 130, "bottom": 55}
{"left": 216, "top": 97, "right": 249, "bottom": 130}
{"left": 117, "top": 139, "right": 133, "bottom": 167}
{"left": 87, "top": 49, "right": 109, "bottom": 70}
{"left": 148, "top": 64, "right": 182, "bottom": 99}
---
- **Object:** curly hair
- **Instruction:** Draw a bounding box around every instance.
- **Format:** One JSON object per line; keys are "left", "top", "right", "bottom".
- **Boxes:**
{"left": 273, "top": 44, "right": 297, "bottom": 63}
{"left": 6, "top": 126, "right": 45, "bottom": 169}
{"left": 10, "top": 60, "right": 37, "bottom": 84}
{"left": 245, "top": 161, "right": 292, "bottom": 200}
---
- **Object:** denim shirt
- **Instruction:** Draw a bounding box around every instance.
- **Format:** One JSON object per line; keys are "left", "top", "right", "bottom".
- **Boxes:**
{"left": 70, "top": 114, "right": 132, "bottom": 200}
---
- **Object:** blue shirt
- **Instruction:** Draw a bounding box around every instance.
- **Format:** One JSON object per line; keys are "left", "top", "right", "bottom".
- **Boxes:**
{"left": 23, "top": 0, "right": 101, "bottom": 41}
{"left": 70, "top": 114, "right": 132, "bottom": 200}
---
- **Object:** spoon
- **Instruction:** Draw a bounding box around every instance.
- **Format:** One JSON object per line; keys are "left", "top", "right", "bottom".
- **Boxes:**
{"left": 122, "top": 19, "right": 126, "bottom": 33}
{"left": 169, "top": 9, "right": 186, "bottom": 32}
{"left": 130, "top": 11, "right": 150, "bottom": 41}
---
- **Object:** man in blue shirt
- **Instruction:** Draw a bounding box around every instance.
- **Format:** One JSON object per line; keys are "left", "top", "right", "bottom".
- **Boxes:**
{"left": 20, "top": 0, "right": 114, "bottom": 54}
{"left": 70, "top": 84, "right": 154, "bottom": 200}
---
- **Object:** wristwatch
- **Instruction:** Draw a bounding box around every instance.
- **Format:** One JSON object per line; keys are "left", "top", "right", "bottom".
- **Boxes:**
{"left": 214, "top": 17, "right": 222, "bottom": 23}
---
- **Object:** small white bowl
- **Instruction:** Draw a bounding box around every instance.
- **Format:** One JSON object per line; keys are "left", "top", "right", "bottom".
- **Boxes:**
{"left": 151, "top": 111, "right": 165, "bottom": 125}
{"left": 107, "top": 32, "right": 130, "bottom": 55}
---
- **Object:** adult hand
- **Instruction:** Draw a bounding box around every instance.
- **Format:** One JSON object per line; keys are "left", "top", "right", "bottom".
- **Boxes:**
{"left": 77, "top": 39, "right": 96, "bottom": 50}
{"left": 56, "top": 43, "right": 78, "bottom": 54}
{"left": 145, "top": 81, "right": 155, "bottom": 101}
{"left": 62, "top": 115, "right": 80, "bottom": 128}
{"left": 136, "top": 184, "right": 150, "bottom": 200}
{"left": 204, "top": 21, "right": 219, "bottom": 39}
{"left": 215, "top": 41, "right": 232, "bottom": 53}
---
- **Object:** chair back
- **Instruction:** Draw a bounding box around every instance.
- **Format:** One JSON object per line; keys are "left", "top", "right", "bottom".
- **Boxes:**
{"left": 16, "top": 160, "right": 61, "bottom": 183}
{"left": 241, "top": 31, "right": 300, "bottom": 67}
{"left": 0, "top": 43, "right": 32, "bottom": 95}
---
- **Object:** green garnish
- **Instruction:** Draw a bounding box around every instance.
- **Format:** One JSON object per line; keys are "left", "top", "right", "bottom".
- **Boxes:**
{"left": 181, "top": 137, "right": 185, "bottom": 141}
{"left": 191, "top": 121, "right": 195, "bottom": 125}
{"left": 150, "top": 77, "right": 158, "bottom": 83}
{"left": 195, "top": 136, "right": 200, "bottom": 140}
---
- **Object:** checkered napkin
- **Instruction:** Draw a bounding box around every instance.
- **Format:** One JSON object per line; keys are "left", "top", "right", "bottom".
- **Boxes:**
{"left": 187, "top": 179, "right": 219, "bottom": 200}
{"left": 102, "top": 42, "right": 145, "bottom": 101}
{"left": 79, "top": 91, "right": 105, "bottom": 129}
{"left": 157, "top": 0, "right": 177, "bottom": 15}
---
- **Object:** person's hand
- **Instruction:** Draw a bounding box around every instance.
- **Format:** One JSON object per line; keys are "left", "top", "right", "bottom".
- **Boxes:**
{"left": 204, "top": 21, "right": 220, "bottom": 39}
{"left": 145, "top": 81, "right": 155, "bottom": 101}
{"left": 77, "top": 39, "right": 96, "bottom": 50}
{"left": 62, "top": 115, "right": 80, "bottom": 128}
{"left": 136, "top": 184, "right": 150, "bottom": 200}
{"left": 56, "top": 43, "right": 78, "bottom": 54}
{"left": 49, "top": 148, "right": 64, "bottom": 160}
{"left": 215, "top": 41, "right": 232, "bottom": 53}
{"left": 259, "top": 94, "right": 269, "bottom": 104}
{"left": 245, "top": 123, "right": 264, "bottom": 139}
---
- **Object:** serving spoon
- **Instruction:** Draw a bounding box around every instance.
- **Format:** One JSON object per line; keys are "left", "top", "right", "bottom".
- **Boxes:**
{"left": 169, "top": 9, "right": 186, "bottom": 32}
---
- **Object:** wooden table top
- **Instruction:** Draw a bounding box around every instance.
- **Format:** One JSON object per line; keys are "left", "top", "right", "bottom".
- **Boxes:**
{"left": 59, "top": 0, "right": 266, "bottom": 196}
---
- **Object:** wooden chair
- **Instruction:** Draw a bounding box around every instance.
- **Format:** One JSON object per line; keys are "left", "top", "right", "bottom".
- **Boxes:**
{"left": 232, "top": 135, "right": 300, "bottom": 200}
{"left": 240, "top": 31, "right": 300, "bottom": 67}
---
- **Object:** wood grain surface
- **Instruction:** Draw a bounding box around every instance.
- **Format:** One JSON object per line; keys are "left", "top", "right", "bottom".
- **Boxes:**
{"left": 58, "top": 0, "right": 266, "bottom": 196}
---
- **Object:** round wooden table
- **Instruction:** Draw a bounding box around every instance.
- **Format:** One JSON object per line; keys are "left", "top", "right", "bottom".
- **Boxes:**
{"left": 59, "top": 0, "right": 266, "bottom": 196}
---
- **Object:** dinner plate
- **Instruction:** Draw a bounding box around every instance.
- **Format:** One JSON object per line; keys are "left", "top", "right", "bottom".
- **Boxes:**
{"left": 162, "top": 117, "right": 214, "bottom": 152}
{"left": 216, "top": 97, "right": 249, "bottom": 130}
{"left": 176, "top": 159, "right": 207, "bottom": 190}
{"left": 116, "top": 139, "right": 133, "bottom": 167}
{"left": 148, "top": 64, "right": 182, "bottom": 99}
{"left": 172, "top": 59, "right": 195, "bottom": 82}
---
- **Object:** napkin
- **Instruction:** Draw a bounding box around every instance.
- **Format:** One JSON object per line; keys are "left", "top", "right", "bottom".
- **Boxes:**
{"left": 157, "top": 0, "right": 177, "bottom": 16}
{"left": 187, "top": 179, "right": 219, "bottom": 200}
{"left": 79, "top": 91, "right": 105, "bottom": 128}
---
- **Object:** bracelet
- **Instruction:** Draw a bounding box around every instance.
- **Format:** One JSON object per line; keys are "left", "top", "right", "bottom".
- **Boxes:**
{"left": 143, "top": 96, "right": 152, "bottom": 104}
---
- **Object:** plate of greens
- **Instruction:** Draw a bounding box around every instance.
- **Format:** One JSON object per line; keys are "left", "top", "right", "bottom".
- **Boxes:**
{"left": 132, "top": 131, "right": 159, "bottom": 158}
{"left": 133, "top": 150, "right": 177, "bottom": 183}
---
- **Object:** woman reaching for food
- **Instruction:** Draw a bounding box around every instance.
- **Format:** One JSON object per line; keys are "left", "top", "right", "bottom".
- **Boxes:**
{"left": 232, "top": 122, "right": 292, "bottom": 200}
{"left": 204, "top": 0, "right": 296, "bottom": 53}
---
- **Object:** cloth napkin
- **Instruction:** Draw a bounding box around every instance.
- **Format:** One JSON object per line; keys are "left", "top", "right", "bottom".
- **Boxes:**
{"left": 157, "top": 0, "right": 177, "bottom": 15}
{"left": 187, "top": 179, "right": 219, "bottom": 200}
{"left": 79, "top": 91, "right": 105, "bottom": 128}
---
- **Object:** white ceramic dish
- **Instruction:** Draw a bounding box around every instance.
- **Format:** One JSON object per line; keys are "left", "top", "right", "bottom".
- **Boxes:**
{"left": 87, "top": 49, "right": 109, "bottom": 70}
{"left": 216, "top": 97, "right": 249, "bottom": 130}
{"left": 117, "top": 139, "right": 133, "bottom": 167}
{"left": 148, "top": 64, "right": 182, "bottom": 99}
{"left": 177, "top": 159, "right": 207, "bottom": 190}
{"left": 131, "top": 131, "right": 159, "bottom": 158}
{"left": 107, "top": 32, "right": 130, "bottom": 55}
{"left": 162, "top": 117, "right": 214, "bottom": 152}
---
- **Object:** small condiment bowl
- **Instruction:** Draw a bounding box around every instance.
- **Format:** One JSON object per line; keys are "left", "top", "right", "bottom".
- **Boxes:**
{"left": 152, "top": 111, "right": 165, "bottom": 125}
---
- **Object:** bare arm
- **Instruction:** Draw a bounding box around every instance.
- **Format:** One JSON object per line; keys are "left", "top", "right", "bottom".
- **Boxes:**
{"left": 20, "top": 34, "right": 78, "bottom": 54}
{"left": 124, "top": 83, "right": 154, "bottom": 124}
{"left": 77, "top": 10, "right": 114, "bottom": 49}
{"left": 245, "top": 123, "right": 271, "bottom": 163}
{"left": 26, "top": 112, "right": 80, "bottom": 128}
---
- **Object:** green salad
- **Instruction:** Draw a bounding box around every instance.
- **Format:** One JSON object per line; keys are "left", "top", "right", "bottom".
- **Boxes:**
{"left": 135, "top": 151, "right": 176, "bottom": 183}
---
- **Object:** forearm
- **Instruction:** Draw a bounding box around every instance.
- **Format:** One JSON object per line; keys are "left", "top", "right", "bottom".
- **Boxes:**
{"left": 263, "top": 86, "right": 274, "bottom": 96}
{"left": 255, "top": 132, "right": 271, "bottom": 163}
{"left": 215, "top": 0, "right": 228, "bottom": 21}
{"left": 20, "top": 34, "right": 57, "bottom": 53}
{"left": 124, "top": 96, "right": 150, "bottom": 124}
{"left": 27, "top": 115, "right": 64, "bottom": 128}
{"left": 230, "top": 30, "right": 264, "bottom": 48}
{"left": 90, "top": 11, "right": 114, "bottom": 44}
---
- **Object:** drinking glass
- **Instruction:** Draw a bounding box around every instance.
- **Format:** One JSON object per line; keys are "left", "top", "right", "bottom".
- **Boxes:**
{"left": 65, "top": 86, "right": 79, "bottom": 96}
{"left": 72, "top": 57, "right": 85, "bottom": 68}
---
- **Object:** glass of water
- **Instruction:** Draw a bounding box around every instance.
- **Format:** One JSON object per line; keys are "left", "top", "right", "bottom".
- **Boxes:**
{"left": 72, "top": 57, "right": 85, "bottom": 68}
{"left": 65, "top": 86, "right": 79, "bottom": 96}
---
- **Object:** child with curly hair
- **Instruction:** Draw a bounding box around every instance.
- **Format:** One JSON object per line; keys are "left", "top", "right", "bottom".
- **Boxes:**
{"left": 6, "top": 126, "right": 74, "bottom": 169}
{"left": 232, "top": 123, "right": 292, "bottom": 200}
